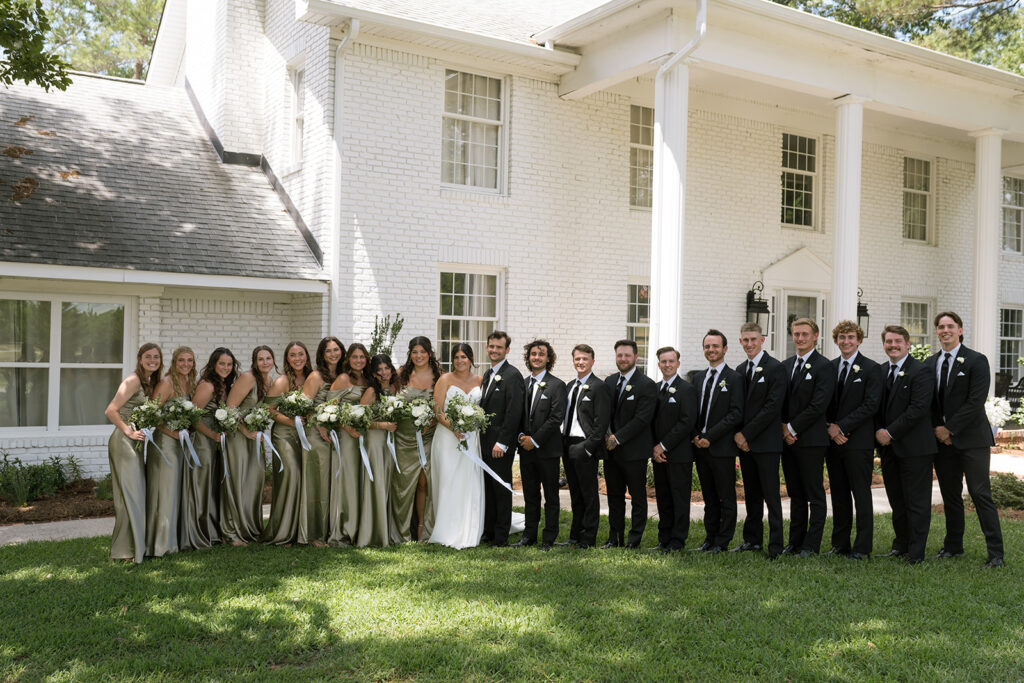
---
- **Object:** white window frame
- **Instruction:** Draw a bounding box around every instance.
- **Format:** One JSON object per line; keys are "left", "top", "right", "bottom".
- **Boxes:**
{"left": 902, "top": 156, "right": 934, "bottom": 244}
{"left": 626, "top": 283, "right": 650, "bottom": 370}
{"left": 287, "top": 60, "right": 305, "bottom": 169}
{"left": 629, "top": 105, "right": 654, "bottom": 210}
{"left": 441, "top": 68, "right": 509, "bottom": 194}
{"left": 436, "top": 266, "right": 504, "bottom": 373}
{"left": 900, "top": 300, "right": 932, "bottom": 348}
{"left": 0, "top": 292, "right": 134, "bottom": 437}
{"left": 771, "top": 289, "right": 828, "bottom": 357}
{"left": 780, "top": 132, "right": 819, "bottom": 231}
{"left": 1002, "top": 176, "right": 1024, "bottom": 254}
{"left": 999, "top": 307, "right": 1023, "bottom": 385}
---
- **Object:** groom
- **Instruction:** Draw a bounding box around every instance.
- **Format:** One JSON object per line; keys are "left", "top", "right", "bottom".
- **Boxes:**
{"left": 479, "top": 330, "right": 524, "bottom": 547}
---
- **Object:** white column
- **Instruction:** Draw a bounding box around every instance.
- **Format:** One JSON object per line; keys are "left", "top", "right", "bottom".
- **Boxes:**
{"left": 830, "top": 96, "right": 864, "bottom": 338}
{"left": 647, "top": 61, "right": 688, "bottom": 377}
{"left": 969, "top": 129, "right": 1003, "bottom": 392}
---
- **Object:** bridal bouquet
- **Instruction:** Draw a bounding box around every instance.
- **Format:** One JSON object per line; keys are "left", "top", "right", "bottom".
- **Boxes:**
{"left": 444, "top": 393, "right": 493, "bottom": 451}
{"left": 273, "top": 390, "right": 314, "bottom": 419}
{"left": 396, "top": 395, "right": 435, "bottom": 432}
{"left": 338, "top": 401, "right": 373, "bottom": 435}
{"left": 161, "top": 397, "right": 204, "bottom": 431}
{"left": 243, "top": 404, "right": 273, "bottom": 432}
{"left": 314, "top": 398, "right": 342, "bottom": 430}
{"left": 129, "top": 399, "right": 163, "bottom": 453}
{"left": 209, "top": 402, "right": 241, "bottom": 435}
{"left": 371, "top": 394, "right": 404, "bottom": 423}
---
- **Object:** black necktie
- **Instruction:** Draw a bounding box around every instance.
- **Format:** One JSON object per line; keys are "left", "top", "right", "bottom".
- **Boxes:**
{"left": 887, "top": 363, "right": 898, "bottom": 389}
{"left": 837, "top": 360, "right": 849, "bottom": 402}
{"left": 660, "top": 381, "right": 668, "bottom": 396}
{"left": 791, "top": 356, "right": 804, "bottom": 387}
{"left": 526, "top": 377, "right": 536, "bottom": 415}
{"left": 699, "top": 369, "right": 716, "bottom": 432}
{"left": 615, "top": 375, "right": 625, "bottom": 402}
{"left": 564, "top": 380, "right": 580, "bottom": 434}
{"left": 482, "top": 369, "right": 492, "bottom": 397}
{"left": 939, "top": 352, "right": 951, "bottom": 414}
{"left": 746, "top": 362, "right": 754, "bottom": 385}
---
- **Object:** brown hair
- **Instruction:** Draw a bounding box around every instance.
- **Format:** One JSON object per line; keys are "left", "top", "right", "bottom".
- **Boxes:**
{"left": 831, "top": 320, "right": 864, "bottom": 342}
{"left": 790, "top": 318, "right": 819, "bottom": 335}
{"left": 881, "top": 324, "right": 910, "bottom": 344}
{"left": 315, "top": 336, "right": 346, "bottom": 386}
{"left": 614, "top": 339, "right": 638, "bottom": 354}
{"left": 399, "top": 336, "right": 442, "bottom": 386}
{"left": 572, "top": 343, "right": 595, "bottom": 359}
{"left": 198, "top": 347, "right": 238, "bottom": 403}
{"left": 342, "top": 342, "right": 374, "bottom": 386}
{"left": 134, "top": 343, "right": 163, "bottom": 398}
{"left": 655, "top": 346, "right": 679, "bottom": 360}
{"left": 168, "top": 346, "right": 198, "bottom": 398}
{"left": 250, "top": 345, "right": 277, "bottom": 402}
{"left": 934, "top": 311, "right": 965, "bottom": 343}
{"left": 282, "top": 341, "right": 312, "bottom": 391}
{"left": 523, "top": 339, "right": 556, "bottom": 371}
{"left": 487, "top": 330, "right": 511, "bottom": 347}
{"left": 703, "top": 329, "right": 728, "bottom": 347}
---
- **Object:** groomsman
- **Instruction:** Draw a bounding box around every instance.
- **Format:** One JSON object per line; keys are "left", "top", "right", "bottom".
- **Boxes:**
{"left": 780, "top": 318, "right": 835, "bottom": 557}
{"left": 875, "top": 324, "right": 936, "bottom": 565}
{"left": 516, "top": 339, "right": 567, "bottom": 550}
{"left": 925, "top": 311, "right": 1004, "bottom": 568}
{"left": 603, "top": 339, "right": 657, "bottom": 549}
{"left": 824, "top": 320, "right": 882, "bottom": 560}
{"left": 651, "top": 346, "right": 698, "bottom": 553}
{"left": 560, "top": 344, "right": 611, "bottom": 549}
{"left": 479, "top": 330, "right": 524, "bottom": 547}
{"left": 691, "top": 330, "right": 744, "bottom": 553}
{"left": 733, "top": 322, "right": 786, "bottom": 559}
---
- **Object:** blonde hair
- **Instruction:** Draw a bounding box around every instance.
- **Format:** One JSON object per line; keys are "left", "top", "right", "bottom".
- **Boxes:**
{"left": 168, "top": 346, "right": 198, "bottom": 398}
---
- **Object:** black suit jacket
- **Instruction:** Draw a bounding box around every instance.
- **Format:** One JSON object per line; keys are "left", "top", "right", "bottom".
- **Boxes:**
{"left": 565, "top": 374, "right": 611, "bottom": 458}
{"left": 604, "top": 370, "right": 657, "bottom": 462}
{"left": 875, "top": 356, "right": 937, "bottom": 458}
{"left": 737, "top": 353, "right": 785, "bottom": 454}
{"left": 652, "top": 375, "right": 697, "bottom": 464}
{"left": 518, "top": 372, "right": 567, "bottom": 460}
{"left": 693, "top": 365, "right": 744, "bottom": 458}
{"left": 924, "top": 345, "right": 995, "bottom": 449}
{"left": 480, "top": 361, "right": 524, "bottom": 453}
{"left": 782, "top": 349, "right": 835, "bottom": 448}
{"left": 825, "top": 351, "right": 883, "bottom": 451}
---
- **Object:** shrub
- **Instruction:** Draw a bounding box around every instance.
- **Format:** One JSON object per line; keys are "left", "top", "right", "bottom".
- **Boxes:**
{"left": 989, "top": 473, "right": 1024, "bottom": 510}
{"left": 0, "top": 453, "right": 81, "bottom": 507}
{"left": 94, "top": 474, "right": 114, "bottom": 501}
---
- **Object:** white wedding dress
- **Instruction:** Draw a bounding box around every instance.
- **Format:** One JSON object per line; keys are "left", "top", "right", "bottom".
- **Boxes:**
{"left": 429, "top": 385, "right": 487, "bottom": 549}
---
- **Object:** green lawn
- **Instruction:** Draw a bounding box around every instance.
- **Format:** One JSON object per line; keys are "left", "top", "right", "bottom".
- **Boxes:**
{"left": 1, "top": 514, "right": 1022, "bottom": 681}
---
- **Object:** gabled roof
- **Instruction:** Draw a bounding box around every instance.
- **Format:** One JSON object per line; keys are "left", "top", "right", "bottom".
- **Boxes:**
{"left": 0, "top": 75, "right": 324, "bottom": 281}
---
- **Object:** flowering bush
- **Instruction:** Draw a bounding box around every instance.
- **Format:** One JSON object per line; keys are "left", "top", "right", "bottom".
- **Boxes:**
{"left": 909, "top": 344, "right": 932, "bottom": 362}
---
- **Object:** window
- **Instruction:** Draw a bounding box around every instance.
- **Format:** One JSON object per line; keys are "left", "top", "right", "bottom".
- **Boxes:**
{"left": 900, "top": 301, "right": 930, "bottom": 347}
{"left": 1003, "top": 177, "right": 1024, "bottom": 254}
{"left": 0, "top": 296, "right": 127, "bottom": 431}
{"left": 629, "top": 105, "right": 654, "bottom": 208}
{"left": 780, "top": 133, "right": 816, "bottom": 228}
{"left": 999, "top": 308, "right": 1022, "bottom": 384}
{"left": 288, "top": 65, "right": 305, "bottom": 167}
{"left": 626, "top": 284, "right": 650, "bottom": 370}
{"left": 903, "top": 157, "right": 932, "bottom": 242}
{"left": 441, "top": 70, "right": 505, "bottom": 191}
{"left": 437, "top": 271, "right": 501, "bottom": 372}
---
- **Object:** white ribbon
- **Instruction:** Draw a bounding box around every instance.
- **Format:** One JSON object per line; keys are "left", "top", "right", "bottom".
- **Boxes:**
{"left": 458, "top": 436, "right": 512, "bottom": 492}
{"left": 140, "top": 427, "right": 171, "bottom": 467}
{"left": 387, "top": 432, "right": 399, "bottom": 471}
{"left": 294, "top": 415, "right": 313, "bottom": 451}
{"left": 415, "top": 430, "right": 427, "bottom": 469}
{"left": 357, "top": 435, "right": 374, "bottom": 482}
{"left": 257, "top": 430, "right": 284, "bottom": 472}
{"left": 178, "top": 429, "right": 201, "bottom": 469}
{"left": 220, "top": 433, "right": 230, "bottom": 481}
{"left": 330, "top": 429, "right": 343, "bottom": 478}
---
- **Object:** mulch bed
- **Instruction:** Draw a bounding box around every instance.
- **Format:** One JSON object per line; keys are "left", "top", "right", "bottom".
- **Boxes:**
{"left": 0, "top": 479, "right": 113, "bottom": 525}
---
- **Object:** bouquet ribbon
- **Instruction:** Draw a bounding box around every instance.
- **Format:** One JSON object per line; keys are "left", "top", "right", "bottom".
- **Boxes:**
{"left": 294, "top": 416, "right": 314, "bottom": 451}
{"left": 140, "top": 427, "right": 171, "bottom": 467}
{"left": 219, "top": 433, "right": 230, "bottom": 481}
{"left": 386, "top": 432, "right": 399, "bottom": 471}
{"left": 415, "top": 431, "right": 428, "bottom": 469}
{"left": 330, "top": 429, "right": 343, "bottom": 478}
{"left": 358, "top": 435, "right": 374, "bottom": 482}
{"left": 458, "top": 436, "right": 511, "bottom": 492}
{"left": 178, "top": 430, "right": 201, "bottom": 469}
{"left": 257, "top": 430, "right": 284, "bottom": 472}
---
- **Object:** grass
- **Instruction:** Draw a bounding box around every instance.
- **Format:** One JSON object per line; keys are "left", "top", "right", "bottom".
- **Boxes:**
{"left": 1, "top": 513, "right": 1023, "bottom": 681}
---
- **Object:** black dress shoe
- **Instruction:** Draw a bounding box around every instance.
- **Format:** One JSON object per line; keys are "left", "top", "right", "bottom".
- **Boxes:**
{"left": 707, "top": 545, "right": 723, "bottom": 555}
{"left": 798, "top": 549, "right": 817, "bottom": 558}
{"left": 600, "top": 541, "right": 621, "bottom": 549}
{"left": 880, "top": 549, "right": 906, "bottom": 558}
{"left": 539, "top": 543, "right": 552, "bottom": 551}
{"left": 659, "top": 546, "right": 672, "bottom": 555}
{"left": 731, "top": 542, "right": 762, "bottom": 553}
{"left": 906, "top": 557, "right": 923, "bottom": 565}
{"left": 984, "top": 557, "right": 1004, "bottom": 568}
{"left": 558, "top": 477, "right": 568, "bottom": 487}
{"left": 625, "top": 542, "right": 641, "bottom": 549}
{"left": 480, "top": 536, "right": 493, "bottom": 545}
{"left": 512, "top": 539, "right": 536, "bottom": 548}
{"left": 692, "top": 541, "right": 713, "bottom": 552}
{"left": 766, "top": 552, "right": 780, "bottom": 561}
{"left": 492, "top": 541, "right": 508, "bottom": 548}
{"left": 575, "top": 542, "right": 591, "bottom": 550}
{"left": 780, "top": 544, "right": 796, "bottom": 555}
{"left": 936, "top": 548, "right": 964, "bottom": 559}
{"left": 848, "top": 552, "right": 869, "bottom": 561}
{"left": 825, "top": 547, "right": 849, "bottom": 556}
{"left": 554, "top": 540, "right": 576, "bottom": 547}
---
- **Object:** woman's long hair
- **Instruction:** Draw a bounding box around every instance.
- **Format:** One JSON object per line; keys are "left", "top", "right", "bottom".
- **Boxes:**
{"left": 169, "top": 346, "right": 198, "bottom": 398}
{"left": 250, "top": 345, "right": 277, "bottom": 402}
{"left": 370, "top": 353, "right": 400, "bottom": 396}
{"left": 282, "top": 341, "right": 312, "bottom": 392}
{"left": 398, "top": 336, "right": 442, "bottom": 387}
{"left": 342, "top": 342, "right": 374, "bottom": 387}
{"left": 134, "top": 343, "right": 163, "bottom": 398}
{"left": 449, "top": 343, "right": 475, "bottom": 368}
{"left": 315, "top": 336, "right": 346, "bottom": 386}
{"left": 198, "top": 347, "right": 238, "bottom": 403}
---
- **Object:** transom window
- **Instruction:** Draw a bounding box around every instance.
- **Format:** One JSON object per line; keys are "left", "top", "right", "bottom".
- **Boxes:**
{"left": 437, "top": 270, "right": 501, "bottom": 372}
{"left": 288, "top": 64, "right": 305, "bottom": 167}
{"left": 629, "top": 105, "right": 654, "bottom": 209}
{"left": 999, "top": 308, "right": 1022, "bottom": 385}
{"left": 441, "top": 70, "right": 505, "bottom": 191}
{"left": 780, "top": 133, "right": 816, "bottom": 228}
{"left": 1003, "top": 176, "right": 1024, "bottom": 254}
{"left": 0, "top": 295, "right": 128, "bottom": 431}
{"left": 900, "top": 301, "right": 930, "bottom": 347}
{"left": 903, "top": 157, "right": 932, "bottom": 242}
{"left": 626, "top": 284, "right": 650, "bottom": 370}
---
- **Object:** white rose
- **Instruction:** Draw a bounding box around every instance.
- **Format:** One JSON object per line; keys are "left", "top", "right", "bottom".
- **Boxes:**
{"left": 351, "top": 406, "right": 365, "bottom": 417}
{"left": 326, "top": 405, "right": 339, "bottom": 414}
{"left": 460, "top": 405, "right": 476, "bottom": 417}
{"left": 215, "top": 408, "right": 228, "bottom": 420}
{"left": 411, "top": 405, "right": 428, "bottom": 418}
{"left": 852, "top": 365, "right": 861, "bottom": 373}
{"left": 493, "top": 375, "right": 502, "bottom": 382}
{"left": 625, "top": 384, "right": 632, "bottom": 392}
{"left": 668, "top": 387, "right": 677, "bottom": 394}
{"left": 183, "top": 400, "right": 195, "bottom": 410}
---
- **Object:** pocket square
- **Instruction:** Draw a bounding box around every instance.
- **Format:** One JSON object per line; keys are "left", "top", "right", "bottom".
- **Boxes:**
{"left": 957, "top": 371, "right": 966, "bottom": 377}
{"left": 581, "top": 396, "right": 592, "bottom": 402}
{"left": 804, "top": 372, "right": 812, "bottom": 380}
{"left": 853, "top": 378, "right": 862, "bottom": 383}
{"left": 540, "top": 394, "right": 549, "bottom": 400}
{"left": 757, "top": 377, "right": 765, "bottom": 383}
{"left": 720, "top": 387, "right": 728, "bottom": 393}
{"left": 668, "top": 397, "right": 677, "bottom": 403}
{"left": 626, "top": 395, "right": 635, "bottom": 401}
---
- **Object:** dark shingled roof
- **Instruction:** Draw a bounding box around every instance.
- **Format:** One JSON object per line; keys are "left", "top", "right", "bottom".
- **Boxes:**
{"left": 0, "top": 75, "right": 324, "bottom": 280}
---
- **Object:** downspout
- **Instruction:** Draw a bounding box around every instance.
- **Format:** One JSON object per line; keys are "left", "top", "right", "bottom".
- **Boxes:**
{"left": 657, "top": 0, "right": 706, "bottom": 79}
{"left": 330, "top": 18, "right": 360, "bottom": 336}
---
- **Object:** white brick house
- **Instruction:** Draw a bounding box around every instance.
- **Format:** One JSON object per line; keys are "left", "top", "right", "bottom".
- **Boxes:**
{"left": 2, "top": 0, "right": 1024, "bottom": 475}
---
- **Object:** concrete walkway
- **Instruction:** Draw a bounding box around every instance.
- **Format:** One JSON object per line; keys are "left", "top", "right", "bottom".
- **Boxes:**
{"left": 2, "top": 451, "right": 1021, "bottom": 547}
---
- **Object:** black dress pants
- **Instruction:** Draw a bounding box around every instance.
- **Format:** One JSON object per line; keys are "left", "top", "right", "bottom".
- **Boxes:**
{"left": 781, "top": 444, "right": 826, "bottom": 552}
{"left": 825, "top": 446, "right": 874, "bottom": 555}
{"left": 604, "top": 456, "right": 648, "bottom": 546}
{"left": 934, "top": 443, "right": 1003, "bottom": 560}
{"left": 652, "top": 457, "right": 692, "bottom": 549}
{"left": 695, "top": 450, "right": 737, "bottom": 549}
{"left": 520, "top": 455, "right": 560, "bottom": 545}
{"left": 879, "top": 447, "right": 932, "bottom": 561}
{"left": 739, "top": 451, "right": 784, "bottom": 555}
{"left": 563, "top": 438, "right": 600, "bottom": 546}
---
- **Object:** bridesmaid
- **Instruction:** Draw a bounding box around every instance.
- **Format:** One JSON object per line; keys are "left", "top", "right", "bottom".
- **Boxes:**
{"left": 299, "top": 336, "right": 345, "bottom": 547}
{"left": 390, "top": 336, "right": 441, "bottom": 543}
{"left": 263, "top": 341, "right": 310, "bottom": 546}
{"left": 184, "top": 348, "right": 237, "bottom": 549}
{"left": 149, "top": 345, "right": 196, "bottom": 557}
{"left": 356, "top": 355, "right": 397, "bottom": 547}
{"left": 327, "top": 342, "right": 373, "bottom": 547}
{"left": 104, "top": 343, "right": 163, "bottom": 563}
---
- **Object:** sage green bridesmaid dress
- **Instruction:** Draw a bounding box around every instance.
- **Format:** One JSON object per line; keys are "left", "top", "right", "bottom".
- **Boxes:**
{"left": 179, "top": 412, "right": 220, "bottom": 550}
{"left": 148, "top": 422, "right": 183, "bottom": 557}
{"left": 221, "top": 386, "right": 265, "bottom": 543}
{"left": 389, "top": 386, "right": 435, "bottom": 543}
{"left": 263, "top": 395, "right": 303, "bottom": 545}
{"left": 298, "top": 382, "right": 331, "bottom": 545}
{"left": 108, "top": 387, "right": 148, "bottom": 563}
{"left": 328, "top": 385, "right": 364, "bottom": 547}
{"left": 357, "top": 422, "right": 391, "bottom": 547}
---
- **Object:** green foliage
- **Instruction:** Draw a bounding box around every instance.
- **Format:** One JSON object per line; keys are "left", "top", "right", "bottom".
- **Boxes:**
{"left": 93, "top": 473, "right": 112, "bottom": 501}
{"left": 909, "top": 343, "right": 932, "bottom": 362}
{"left": 989, "top": 472, "right": 1024, "bottom": 510}
{"left": 0, "top": 452, "right": 80, "bottom": 506}
{"left": 43, "top": 0, "right": 162, "bottom": 80}
{"left": 368, "top": 313, "right": 405, "bottom": 358}
{"left": 0, "top": 0, "right": 71, "bottom": 89}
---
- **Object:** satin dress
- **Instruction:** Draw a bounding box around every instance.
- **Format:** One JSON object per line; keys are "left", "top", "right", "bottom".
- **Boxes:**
{"left": 298, "top": 382, "right": 332, "bottom": 545}
{"left": 179, "top": 412, "right": 220, "bottom": 550}
{"left": 328, "top": 386, "right": 365, "bottom": 546}
{"left": 108, "top": 387, "right": 148, "bottom": 563}
{"left": 221, "top": 386, "right": 265, "bottom": 543}
{"left": 357, "top": 417, "right": 392, "bottom": 548}
{"left": 263, "top": 391, "right": 303, "bottom": 545}
{"left": 148, "top": 413, "right": 184, "bottom": 558}
{"left": 389, "top": 386, "right": 435, "bottom": 543}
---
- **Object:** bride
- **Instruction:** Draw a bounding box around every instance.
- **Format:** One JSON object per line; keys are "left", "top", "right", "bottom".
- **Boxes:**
{"left": 428, "top": 344, "right": 487, "bottom": 549}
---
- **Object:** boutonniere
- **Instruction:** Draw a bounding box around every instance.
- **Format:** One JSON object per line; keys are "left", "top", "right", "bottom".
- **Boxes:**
{"left": 625, "top": 384, "right": 632, "bottom": 392}
{"left": 582, "top": 384, "right": 590, "bottom": 391}
{"left": 852, "top": 364, "right": 861, "bottom": 373}
{"left": 956, "top": 357, "right": 965, "bottom": 364}
{"left": 898, "top": 371, "right": 905, "bottom": 377}
{"left": 539, "top": 381, "right": 547, "bottom": 389}
{"left": 668, "top": 387, "right": 676, "bottom": 394}
{"left": 493, "top": 375, "right": 502, "bottom": 383}
{"left": 803, "top": 363, "right": 811, "bottom": 370}
{"left": 754, "top": 367, "right": 763, "bottom": 374}
{"left": 718, "top": 379, "right": 727, "bottom": 389}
